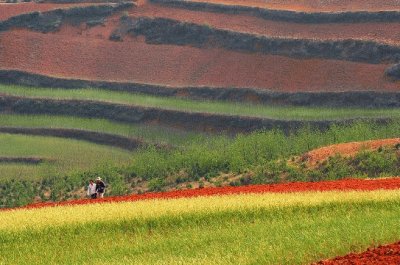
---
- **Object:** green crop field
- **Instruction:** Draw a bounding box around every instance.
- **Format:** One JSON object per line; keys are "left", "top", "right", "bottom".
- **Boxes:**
{"left": 2, "top": 84, "right": 400, "bottom": 120}
{"left": 0, "top": 114, "right": 203, "bottom": 145}
{"left": 1, "top": 191, "right": 400, "bottom": 264}
{"left": 0, "top": 133, "right": 132, "bottom": 181}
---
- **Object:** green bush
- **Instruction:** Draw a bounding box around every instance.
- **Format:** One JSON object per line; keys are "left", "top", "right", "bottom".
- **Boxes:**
{"left": 148, "top": 178, "right": 166, "bottom": 192}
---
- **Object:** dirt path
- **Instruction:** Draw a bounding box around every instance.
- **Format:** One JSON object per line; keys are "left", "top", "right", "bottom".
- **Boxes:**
{"left": 304, "top": 138, "right": 400, "bottom": 166}
{"left": 314, "top": 241, "right": 400, "bottom": 264}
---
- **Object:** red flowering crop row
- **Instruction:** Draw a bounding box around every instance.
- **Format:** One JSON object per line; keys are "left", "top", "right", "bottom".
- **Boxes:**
{"left": 8, "top": 177, "right": 399, "bottom": 211}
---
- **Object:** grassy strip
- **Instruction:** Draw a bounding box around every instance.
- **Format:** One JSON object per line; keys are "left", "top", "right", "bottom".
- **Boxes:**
{"left": 1, "top": 194, "right": 400, "bottom": 264}
{"left": 2, "top": 84, "right": 400, "bottom": 120}
{"left": 0, "top": 133, "right": 132, "bottom": 181}
{"left": 0, "top": 114, "right": 202, "bottom": 145}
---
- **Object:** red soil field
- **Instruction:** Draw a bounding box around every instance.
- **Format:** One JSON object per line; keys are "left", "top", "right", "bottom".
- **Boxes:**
{"left": 186, "top": 0, "right": 400, "bottom": 12}
{"left": 305, "top": 138, "right": 400, "bottom": 165}
{"left": 5, "top": 178, "right": 400, "bottom": 211}
{"left": 130, "top": 2, "right": 400, "bottom": 45}
{"left": 5, "top": 2, "right": 400, "bottom": 44}
{"left": 1, "top": 29, "right": 398, "bottom": 92}
{"left": 0, "top": 2, "right": 104, "bottom": 21}
{"left": 314, "top": 241, "right": 400, "bottom": 265}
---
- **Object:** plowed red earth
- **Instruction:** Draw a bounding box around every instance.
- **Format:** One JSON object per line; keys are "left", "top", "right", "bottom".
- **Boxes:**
{"left": 130, "top": 3, "right": 400, "bottom": 45}
{"left": 305, "top": 138, "right": 400, "bottom": 166}
{"left": 1, "top": 29, "right": 397, "bottom": 91}
{"left": 3, "top": 178, "right": 399, "bottom": 211}
{"left": 314, "top": 241, "right": 400, "bottom": 265}
{"left": 186, "top": 0, "right": 400, "bottom": 12}
{"left": 0, "top": 3, "right": 104, "bottom": 21}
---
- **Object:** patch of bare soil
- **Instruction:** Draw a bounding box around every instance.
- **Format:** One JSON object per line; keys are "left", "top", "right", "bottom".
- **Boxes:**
{"left": 303, "top": 138, "right": 400, "bottom": 166}
{"left": 1, "top": 29, "right": 397, "bottom": 92}
{"left": 314, "top": 241, "right": 400, "bottom": 265}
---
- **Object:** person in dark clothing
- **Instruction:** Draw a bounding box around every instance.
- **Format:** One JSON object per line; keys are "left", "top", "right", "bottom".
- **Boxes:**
{"left": 96, "top": 177, "right": 106, "bottom": 198}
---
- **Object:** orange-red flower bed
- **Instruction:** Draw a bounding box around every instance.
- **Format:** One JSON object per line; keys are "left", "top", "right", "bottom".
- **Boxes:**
{"left": 314, "top": 241, "right": 400, "bottom": 265}
{"left": 8, "top": 178, "right": 399, "bottom": 211}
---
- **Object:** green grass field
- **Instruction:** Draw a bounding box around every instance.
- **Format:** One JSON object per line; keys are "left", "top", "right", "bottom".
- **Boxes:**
{"left": 2, "top": 84, "right": 400, "bottom": 120}
{"left": 0, "top": 133, "right": 132, "bottom": 180}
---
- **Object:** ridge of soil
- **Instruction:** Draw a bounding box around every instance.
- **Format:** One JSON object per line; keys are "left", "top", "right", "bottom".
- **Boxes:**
{"left": 0, "top": 2, "right": 106, "bottom": 21}
{"left": 151, "top": 0, "right": 400, "bottom": 23}
{"left": 0, "top": 156, "right": 50, "bottom": 164}
{"left": 314, "top": 241, "right": 400, "bottom": 265}
{"left": 6, "top": 178, "right": 400, "bottom": 211}
{"left": 128, "top": 2, "right": 400, "bottom": 45}
{"left": 129, "top": 17, "right": 400, "bottom": 64}
{"left": 304, "top": 138, "right": 400, "bottom": 166}
{"left": 0, "top": 2, "right": 133, "bottom": 33}
{"left": 164, "top": 0, "right": 400, "bottom": 12}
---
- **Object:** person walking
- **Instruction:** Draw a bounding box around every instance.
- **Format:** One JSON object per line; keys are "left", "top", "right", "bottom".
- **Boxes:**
{"left": 96, "top": 177, "right": 106, "bottom": 198}
{"left": 87, "top": 179, "right": 97, "bottom": 199}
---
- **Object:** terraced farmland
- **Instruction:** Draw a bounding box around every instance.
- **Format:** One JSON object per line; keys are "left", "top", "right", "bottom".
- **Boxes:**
{"left": 1, "top": 0, "right": 400, "bottom": 263}
{"left": 1, "top": 0, "right": 400, "bottom": 200}
{"left": 1, "top": 0, "right": 400, "bottom": 193}
{"left": 2, "top": 185, "right": 400, "bottom": 264}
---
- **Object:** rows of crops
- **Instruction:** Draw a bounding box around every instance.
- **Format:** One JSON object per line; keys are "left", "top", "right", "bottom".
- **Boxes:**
{"left": 2, "top": 84, "right": 400, "bottom": 120}
{"left": 1, "top": 188, "right": 400, "bottom": 264}
{"left": 0, "top": 134, "right": 132, "bottom": 180}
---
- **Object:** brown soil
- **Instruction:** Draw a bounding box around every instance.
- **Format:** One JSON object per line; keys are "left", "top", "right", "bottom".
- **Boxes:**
{"left": 129, "top": 3, "right": 400, "bottom": 45}
{"left": 304, "top": 138, "right": 400, "bottom": 166}
{"left": 186, "top": 0, "right": 400, "bottom": 12}
{"left": 2, "top": 1, "right": 400, "bottom": 92}
{"left": 0, "top": 2, "right": 104, "bottom": 21}
{"left": 1, "top": 29, "right": 398, "bottom": 92}
{"left": 314, "top": 241, "right": 400, "bottom": 265}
